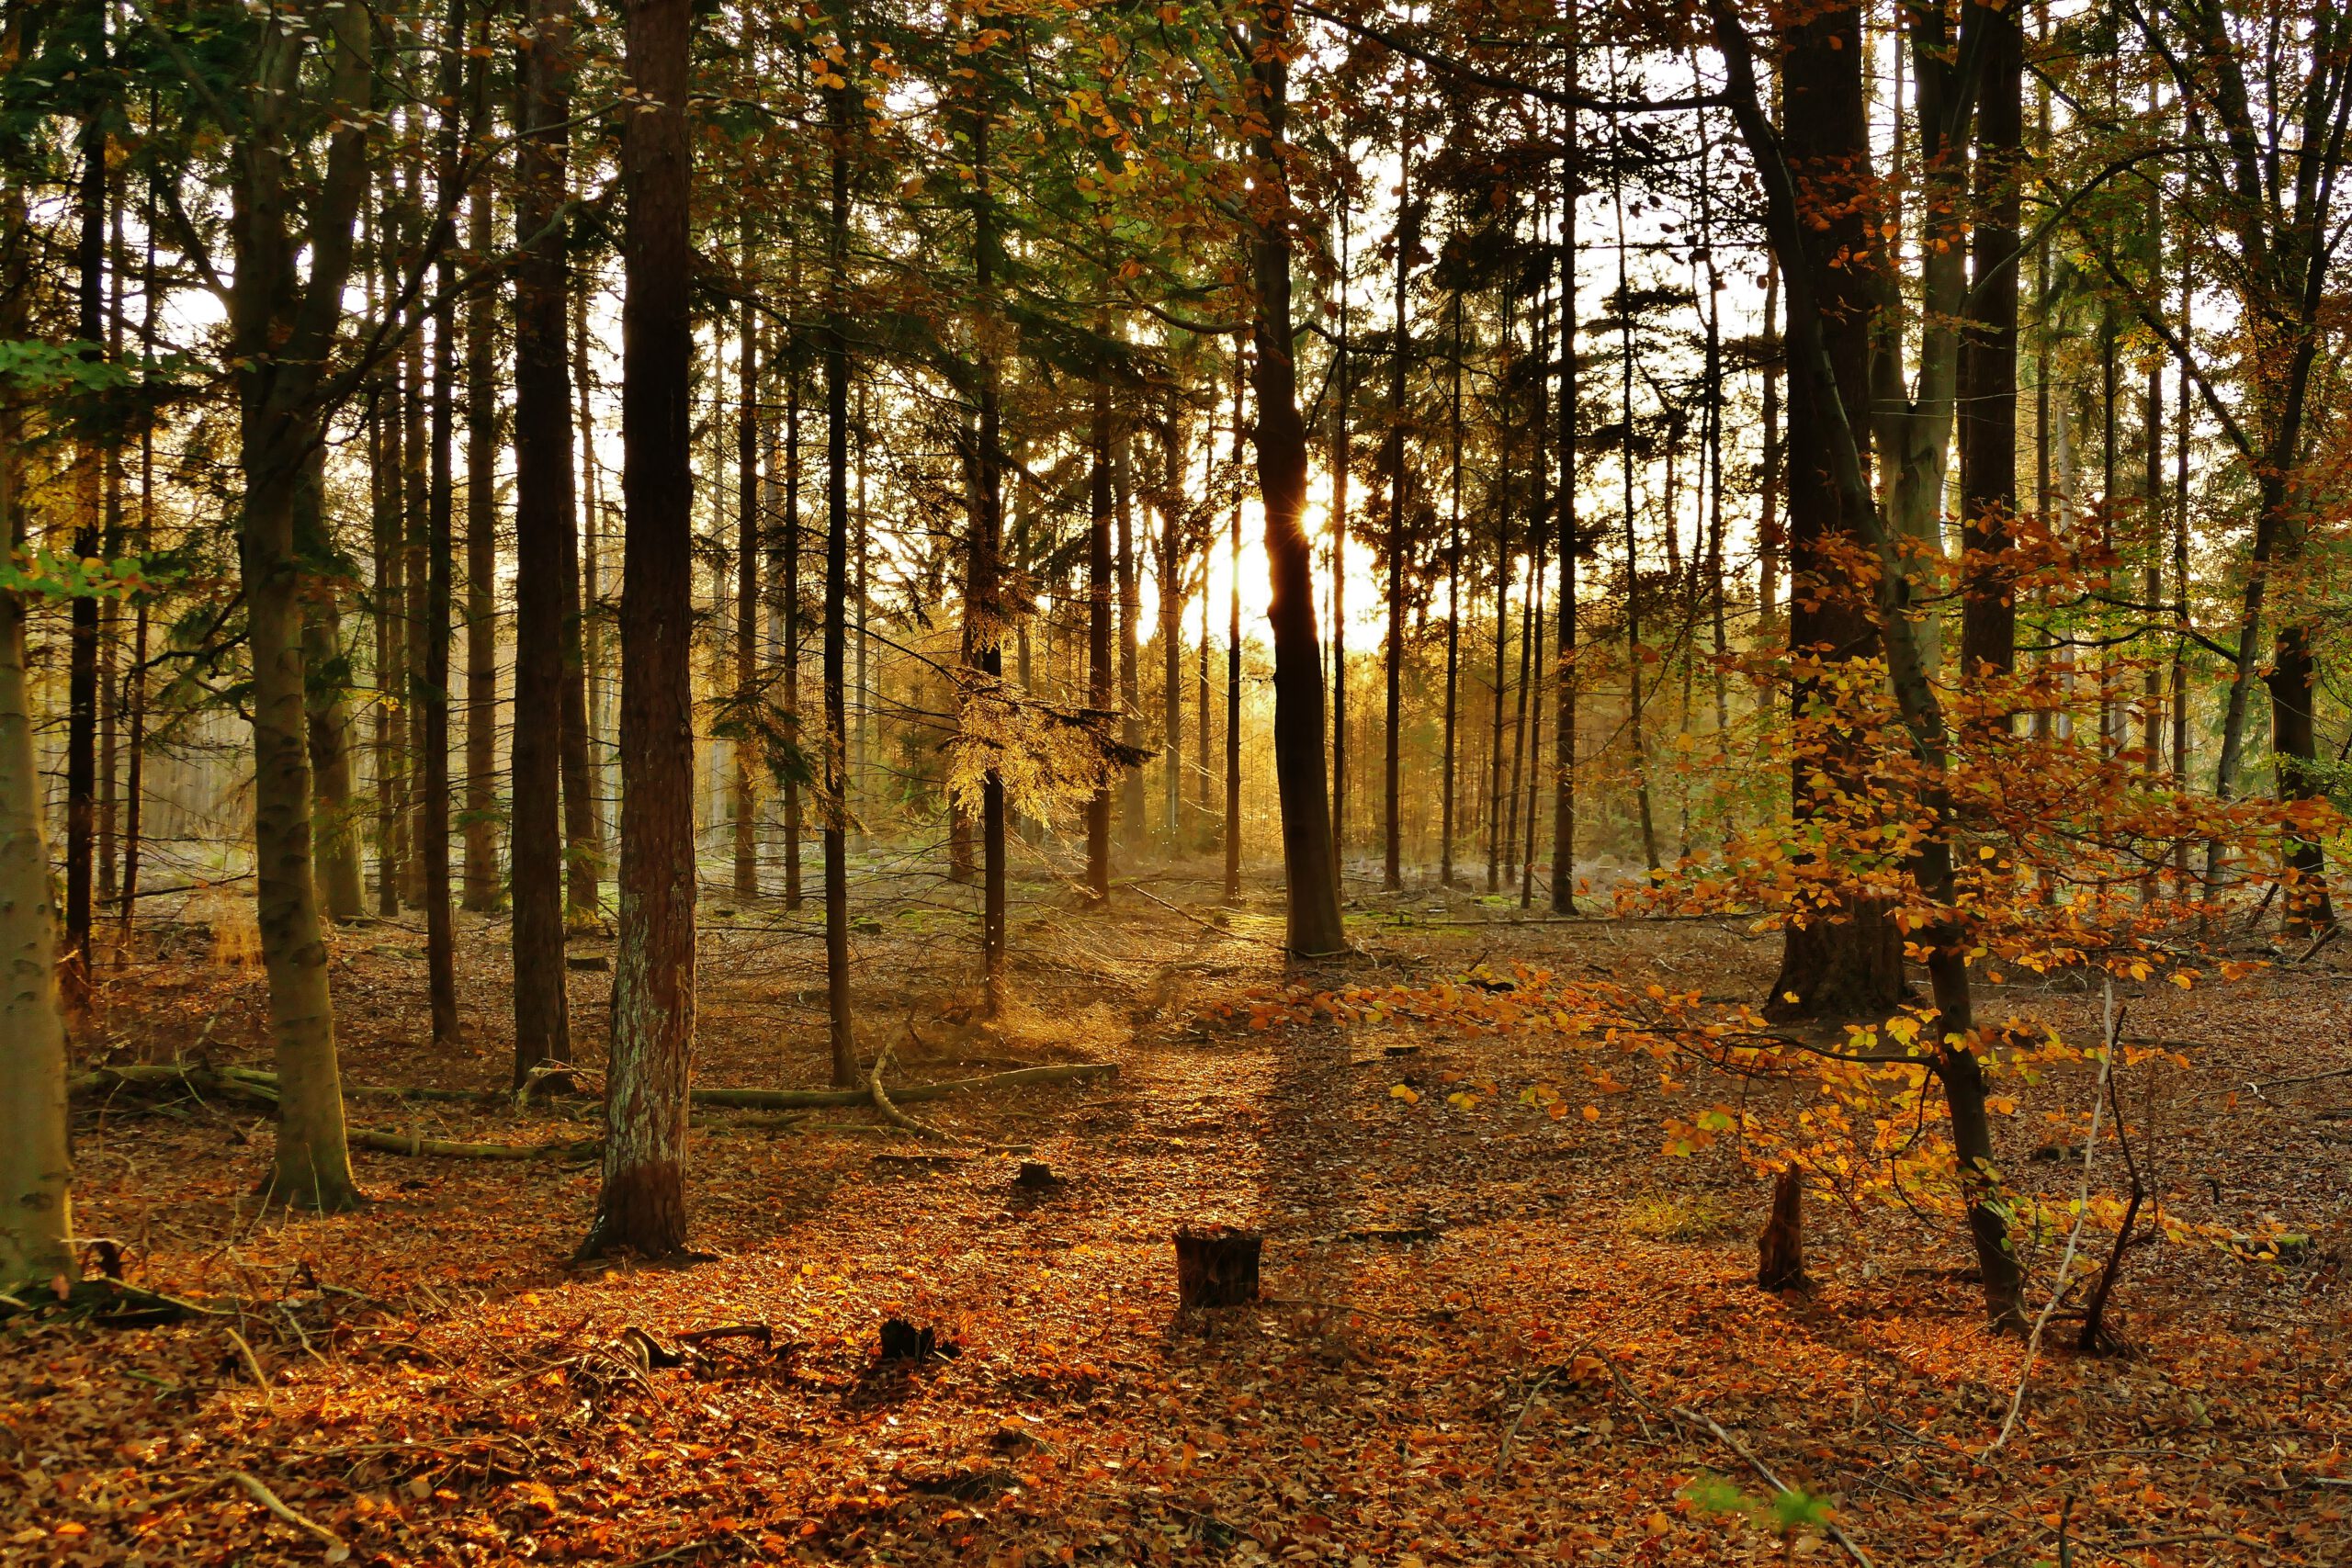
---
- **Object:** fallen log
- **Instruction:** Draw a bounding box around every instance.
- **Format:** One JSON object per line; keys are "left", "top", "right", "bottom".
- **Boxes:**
{"left": 70, "top": 1062, "right": 502, "bottom": 1106}
{"left": 869, "top": 1044, "right": 956, "bottom": 1142}
{"left": 689, "top": 1060, "right": 1117, "bottom": 1110}
{"left": 73, "top": 1065, "right": 595, "bottom": 1161}
{"left": 77, "top": 1059, "right": 1116, "bottom": 1112}
{"left": 347, "top": 1127, "right": 599, "bottom": 1161}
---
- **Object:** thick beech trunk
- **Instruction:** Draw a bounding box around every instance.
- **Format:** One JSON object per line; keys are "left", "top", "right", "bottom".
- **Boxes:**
{"left": 1761, "top": 0, "right": 1903, "bottom": 1021}
{"left": 1709, "top": 0, "right": 2022, "bottom": 1331}
{"left": 511, "top": 0, "right": 575, "bottom": 1089}
{"left": 582, "top": 0, "right": 697, "bottom": 1258}
{"left": 1247, "top": 15, "right": 1346, "bottom": 956}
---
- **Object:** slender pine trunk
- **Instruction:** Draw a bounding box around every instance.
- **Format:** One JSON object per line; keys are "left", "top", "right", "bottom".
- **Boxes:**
{"left": 511, "top": 0, "right": 575, "bottom": 1088}
{"left": 1086, "top": 347, "right": 1114, "bottom": 900}
{"left": 821, "top": 64, "right": 858, "bottom": 1088}
{"left": 462, "top": 188, "right": 502, "bottom": 911}
{"left": 1383, "top": 148, "right": 1412, "bottom": 891}
{"left": 733, "top": 243, "right": 761, "bottom": 900}
{"left": 582, "top": 0, "right": 697, "bottom": 1258}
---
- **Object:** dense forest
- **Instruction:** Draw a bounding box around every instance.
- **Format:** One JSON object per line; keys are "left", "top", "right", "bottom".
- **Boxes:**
{"left": 6, "top": 0, "right": 2352, "bottom": 1562}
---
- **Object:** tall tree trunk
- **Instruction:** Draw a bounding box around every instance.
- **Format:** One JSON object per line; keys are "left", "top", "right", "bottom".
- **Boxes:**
{"left": 1517, "top": 231, "right": 1548, "bottom": 903}
{"left": 0, "top": 182, "right": 74, "bottom": 1285}
{"left": 1518, "top": 523, "right": 1545, "bottom": 907}
{"left": 511, "top": 0, "right": 575, "bottom": 1089}
{"left": 1382, "top": 150, "right": 1412, "bottom": 892}
{"left": 297, "top": 450, "right": 366, "bottom": 923}
{"left": 372, "top": 376, "right": 407, "bottom": 916}
{"left": 1487, "top": 286, "right": 1514, "bottom": 894}
{"left": 1551, "top": 105, "right": 1579, "bottom": 914}
{"left": 1759, "top": 0, "right": 1902, "bottom": 1020}
{"left": 1225, "top": 354, "right": 1245, "bottom": 905}
{"left": 1708, "top": 0, "right": 2022, "bottom": 1330}
{"left": 821, "top": 65, "right": 858, "bottom": 1089}
{"left": 1246, "top": 11, "right": 1346, "bottom": 955}
{"left": 1613, "top": 146, "right": 1661, "bottom": 873}
{"left": 2171, "top": 242, "right": 2191, "bottom": 894}
{"left": 1504, "top": 524, "right": 1533, "bottom": 884}
{"left": 1159, "top": 414, "right": 1183, "bottom": 843}
{"left": 1330, "top": 199, "right": 1351, "bottom": 872}
{"left": 1441, "top": 283, "right": 1464, "bottom": 890}
{"left": 98, "top": 176, "right": 123, "bottom": 926}
{"left": 970, "top": 94, "right": 1008, "bottom": 1009}
{"left": 401, "top": 278, "right": 429, "bottom": 910}
{"left": 120, "top": 198, "right": 156, "bottom": 942}
{"left": 582, "top": 0, "right": 697, "bottom": 1258}
{"left": 778, "top": 329, "right": 804, "bottom": 910}
{"left": 1116, "top": 428, "right": 1143, "bottom": 848}
{"left": 230, "top": 4, "right": 371, "bottom": 1211}
{"left": 1758, "top": 257, "right": 1783, "bottom": 629}
{"left": 733, "top": 246, "right": 761, "bottom": 900}
{"left": 569, "top": 270, "right": 606, "bottom": 923}
{"left": 463, "top": 187, "right": 501, "bottom": 911}
{"left": 1958, "top": 0, "right": 2021, "bottom": 695}
{"left": 423, "top": 9, "right": 464, "bottom": 1048}
{"left": 854, "top": 381, "right": 871, "bottom": 842}
{"left": 64, "top": 90, "right": 104, "bottom": 1007}
{"left": 1086, "top": 350, "right": 1114, "bottom": 900}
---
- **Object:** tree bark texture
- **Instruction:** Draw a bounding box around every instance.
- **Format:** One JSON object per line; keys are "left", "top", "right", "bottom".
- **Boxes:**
{"left": 511, "top": 0, "right": 575, "bottom": 1089}
{"left": 582, "top": 0, "right": 697, "bottom": 1258}
{"left": 1247, "top": 14, "right": 1346, "bottom": 957}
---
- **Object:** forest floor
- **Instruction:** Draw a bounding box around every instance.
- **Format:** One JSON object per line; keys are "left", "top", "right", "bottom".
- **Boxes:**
{"left": 9, "top": 855, "right": 2352, "bottom": 1566}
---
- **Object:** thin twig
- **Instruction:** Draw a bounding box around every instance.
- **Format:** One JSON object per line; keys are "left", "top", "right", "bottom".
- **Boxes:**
{"left": 1668, "top": 1406, "right": 1874, "bottom": 1568}
{"left": 1498, "top": 1368, "right": 1557, "bottom": 1466}
{"left": 2248, "top": 1064, "right": 2352, "bottom": 1092}
{"left": 1993, "top": 980, "right": 2120, "bottom": 1450}
{"left": 228, "top": 1471, "right": 349, "bottom": 1559}
{"left": 221, "top": 1326, "right": 270, "bottom": 1393}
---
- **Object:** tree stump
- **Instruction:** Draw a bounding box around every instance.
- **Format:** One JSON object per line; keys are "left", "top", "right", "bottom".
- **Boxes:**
{"left": 1757, "top": 1168, "right": 1807, "bottom": 1293}
{"left": 1173, "top": 1224, "right": 1261, "bottom": 1308}
{"left": 1013, "top": 1160, "right": 1062, "bottom": 1191}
